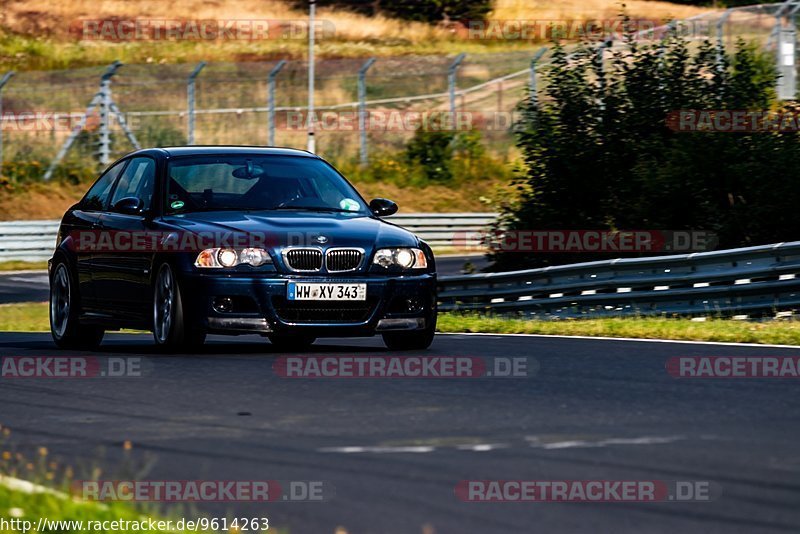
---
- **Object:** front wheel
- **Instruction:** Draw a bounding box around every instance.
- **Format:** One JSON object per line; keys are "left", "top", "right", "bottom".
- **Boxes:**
{"left": 50, "top": 260, "right": 104, "bottom": 350}
{"left": 153, "top": 263, "right": 205, "bottom": 351}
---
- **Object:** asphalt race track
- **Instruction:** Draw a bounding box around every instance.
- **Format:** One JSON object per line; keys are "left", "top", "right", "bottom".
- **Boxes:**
{"left": 0, "top": 272, "right": 49, "bottom": 304}
{"left": 0, "top": 332, "right": 799, "bottom": 533}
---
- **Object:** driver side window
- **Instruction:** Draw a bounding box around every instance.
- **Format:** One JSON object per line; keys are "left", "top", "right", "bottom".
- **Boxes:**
{"left": 82, "top": 160, "right": 126, "bottom": 212}
{"left": 110, "top": 157, "right": 156, "bottom": 212}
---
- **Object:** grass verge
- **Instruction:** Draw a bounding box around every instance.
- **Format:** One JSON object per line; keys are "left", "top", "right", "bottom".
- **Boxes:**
{"left": 4, "top": 302, "right": 800, "bottom": 345}
{"left": 437, "top": 313, "right": 800, "bottom": 345}
{"left": 0, "top": 261, "right": 48, "bottom": 272}
{"left": 0, "top": 481, "right": 189, "bottom": 534}
{"left": 1, "top": 0, "right": 706, "bottom": 70}
{"left": 0, "top": 303, "right": 49, "bottom": 331}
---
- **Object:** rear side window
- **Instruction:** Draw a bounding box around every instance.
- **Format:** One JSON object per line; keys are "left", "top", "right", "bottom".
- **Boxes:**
{"left": 82, "top": 161, "right": 126, "bottom": 211}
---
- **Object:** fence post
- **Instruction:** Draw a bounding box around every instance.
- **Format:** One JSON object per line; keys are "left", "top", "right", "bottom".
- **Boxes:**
{"left": 97, "top": 61, "right": 122, "bottom": 167}
{"left": 716, "top": 9, "right": 733, "bottom": 71}
{"left": 44, "top": 61, "right": 121, "bottom": 181}
{"left": 187, "top": 61, "right": 206, "bottom": 145}
{"left": 307, "top": 0, "right": 316, "bottom": 153}
{"left": 777, "top": 17, "right": 797, "bottom": 100}
{"left": 596, "top": 38, "right": 613, "bottom": 113}
{"left": 448, "top": 53, "right": 466, "bottom": 116}
{"left": 0, "top": 71, "right": 14, "bottom": 179}
{"left": 358, "top": 57, "right": 376, "bottom": 166}
{"left": 267, "top": 60, "right": 286, "bottom": 146}
{"left": 529, "top": 47, "right": 547, "bottom": 108}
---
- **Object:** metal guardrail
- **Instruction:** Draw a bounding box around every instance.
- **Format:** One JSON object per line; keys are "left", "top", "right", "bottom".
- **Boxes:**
{"left": 7, "top": 216, "right": 799, "bottom": 320}
{"left": 438, "top": 242, "right": 800, "bottom": 318}
{"left": 0, "top": 214, "right": 498, "bottom": 261}
{"left": 0, "top": 220, "right": 60, "bottom": 261}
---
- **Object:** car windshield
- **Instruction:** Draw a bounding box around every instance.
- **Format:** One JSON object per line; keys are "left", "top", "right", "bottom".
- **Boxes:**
{"left": 165, "top": 155, "right": 367, "bottom": 214}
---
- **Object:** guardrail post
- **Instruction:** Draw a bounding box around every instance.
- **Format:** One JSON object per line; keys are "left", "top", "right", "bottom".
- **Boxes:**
{"left": 448, "top": 53, "right": 466, "bottom": 116}
{"left": 358, "top": 57, "right": 376, "bottom": 166}
{"left": 267, "top": 60, "right": 286, "bottom": 146}
{"left": 0, "top": 71, "right": 15, "bottom": 179}
{"left": 187, "top": 61, "right": 206, "bottom": 145}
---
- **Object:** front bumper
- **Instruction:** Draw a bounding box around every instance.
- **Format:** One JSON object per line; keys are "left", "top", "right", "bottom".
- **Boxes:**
{"left": 180, "top": 272, "right": 437, "bottom": 337}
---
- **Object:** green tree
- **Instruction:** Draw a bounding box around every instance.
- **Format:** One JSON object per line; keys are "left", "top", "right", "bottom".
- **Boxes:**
{"left": 495, "top": 28, "right": 793, "bottom": 270}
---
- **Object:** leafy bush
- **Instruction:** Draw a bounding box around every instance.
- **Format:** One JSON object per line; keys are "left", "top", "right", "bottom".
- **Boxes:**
{"left": 497, "top": 27, "right": 789, "bottom": 270}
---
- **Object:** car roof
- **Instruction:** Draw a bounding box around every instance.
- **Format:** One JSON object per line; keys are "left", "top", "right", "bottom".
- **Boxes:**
{"left": 127, "top": 146, "right": 318, "bottom": 159}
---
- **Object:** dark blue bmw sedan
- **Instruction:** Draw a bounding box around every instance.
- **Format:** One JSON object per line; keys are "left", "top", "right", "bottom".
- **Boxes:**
{"left": 48, "top": 147, "right": 437, "bottom": 351}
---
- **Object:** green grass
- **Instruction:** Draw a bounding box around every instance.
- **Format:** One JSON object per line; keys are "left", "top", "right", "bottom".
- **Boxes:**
{"left": 4, "top": 302, "right": 800, "bottom": 345}
{"left": 0, "top": 303, "right": 49, "bottom": 331}
{"left": 0, "top": 261, "right": 48, "bottom": 272}
{"left": 437, "top": 313, "right": 800, "bottom": 345}
{"left": 0, "top": 483, "right": 194, "bottom": 534}
{"left": 0, "top": 31, "right": 539, "bottom": 71}
{"left": 0, "top": 443, "right": 286, "bottom": 534}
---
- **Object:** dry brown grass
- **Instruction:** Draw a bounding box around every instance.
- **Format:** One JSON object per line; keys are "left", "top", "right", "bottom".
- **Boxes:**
{"left": 0, "top": 176, "right": 504, "bottom": 220}
{"left": 0, "top": 181, "right": 85, "bottom": 220}
{"left": 493, "top": 0, "right": 705, "bottom": 22}
{"left": 3, "top": 0, "right": 709, "bottom": 43}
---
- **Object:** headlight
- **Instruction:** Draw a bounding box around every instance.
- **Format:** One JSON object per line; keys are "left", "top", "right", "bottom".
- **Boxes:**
{"left": 195, "top": 248, "right": 273, "bottom": 268}
{"left": 373, "top": 248, "right": 428, "bottom": 269}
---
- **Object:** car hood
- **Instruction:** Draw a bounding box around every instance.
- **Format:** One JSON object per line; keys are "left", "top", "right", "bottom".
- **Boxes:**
{"left": 159, "top": 211, "right": 419, "bottom": 250}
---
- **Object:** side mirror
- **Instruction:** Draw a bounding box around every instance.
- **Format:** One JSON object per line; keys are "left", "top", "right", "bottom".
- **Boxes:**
{"left": 369, "top": 198, "right": 398, "bottom": 217}
{"left": 112, "top": 197, "right": 144, "bottom": 215}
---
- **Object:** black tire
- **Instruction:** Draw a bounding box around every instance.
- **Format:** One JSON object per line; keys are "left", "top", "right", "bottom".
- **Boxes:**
{"left": 267, "top": 334, "right": 317, "bottom": 351}
{"left": 152, "top": 263, "right": 206, "bottom": 352}
{"left": 49, "top": 259, "right": 105, "bottom": 350}
{"left": 382, "top": 316, "right": 436, "bottom": 351}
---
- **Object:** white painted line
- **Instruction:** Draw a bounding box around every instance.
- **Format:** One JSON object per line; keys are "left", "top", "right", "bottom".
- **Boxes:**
{"left": 437, "top": 332, "right": 800, "bottom": 350}
{"left": 8, "top": 275, "right": 49, "bottom": 284}
{"left": 455, "top": 443, "right": 507, "bottom": 452}
{"left": 0, "top": 270, "right": 48, "bottom": 276}
{"left": 533, "top": 436, "right": 682, "bottom": 450}
{"left": 319, "top": 446, "right": 435, "bottom": 454}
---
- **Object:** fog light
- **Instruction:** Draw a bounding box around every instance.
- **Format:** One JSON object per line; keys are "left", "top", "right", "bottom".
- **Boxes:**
{"left": 406, "top": 297, "right": 423, "bottom": 313}
{"left": 213, "top": 297, "right": 234, "bottom": 313}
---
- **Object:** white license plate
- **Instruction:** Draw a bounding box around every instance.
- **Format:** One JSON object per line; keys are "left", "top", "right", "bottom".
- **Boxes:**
{"left": 287, "top": 282, "right": 367, "bottom": 301}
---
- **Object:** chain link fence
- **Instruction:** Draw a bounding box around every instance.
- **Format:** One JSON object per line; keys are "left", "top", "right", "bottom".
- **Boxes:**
{"left": 0, "top": 1, "right": 796, "bottom": 177}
